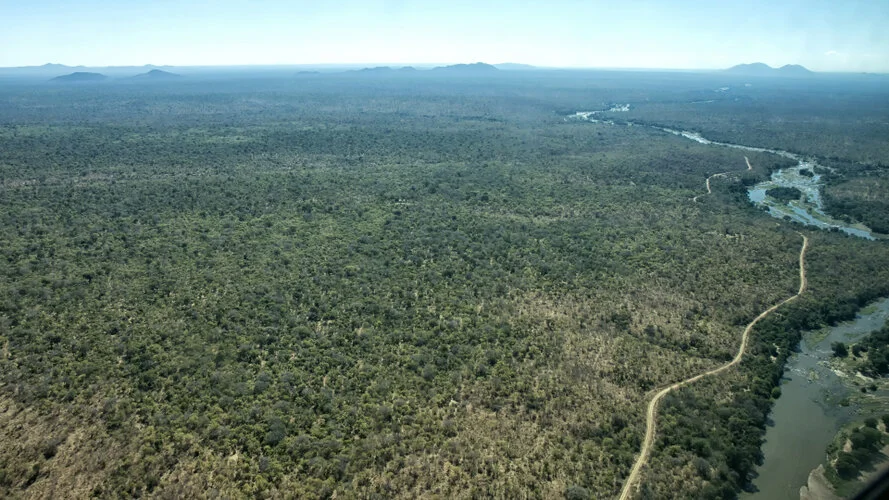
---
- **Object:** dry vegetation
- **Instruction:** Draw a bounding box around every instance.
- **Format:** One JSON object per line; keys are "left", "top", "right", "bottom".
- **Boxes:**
{"left": 0, "top": 73, "right": 888, "bottom": 498}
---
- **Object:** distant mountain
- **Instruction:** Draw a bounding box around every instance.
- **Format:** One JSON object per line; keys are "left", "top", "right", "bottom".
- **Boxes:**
{"left": 494, "top": 63, "right": 536, "bottom": 70}
{"left": 776, "top": 64, "right": 814, "bottom": 76}
{"left": 131, "top": 69, "right": 181, "bottom": 79}
{"left": 358, "top": 66, "right": 395, "bottom": 73}
{"left": 724, "top": 62, "right": 813, "bottom": 76}
{"left": 0, "top": 63, "right": 84, "bottom": 75}
{"left": 40, "top": 63, "right": 73, "bottom": 69}
{"left": 431, "top": 62, "right": 498, "bottom": 73}
{"left": 296, "top": 70, "right": 321, "bottom": 76}
{"left": 50, "top": 72, "right": 108, "bottom": 82}
{"left": 350, "top": 66, "right": 418, "bottom": 76}
{"left": 725, "top": 62, "right": 773, "bottom": 75}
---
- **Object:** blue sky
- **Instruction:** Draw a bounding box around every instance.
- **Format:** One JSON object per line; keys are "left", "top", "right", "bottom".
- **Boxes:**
{"left": 2, "top": 0, "right": 888, "bottom": 72}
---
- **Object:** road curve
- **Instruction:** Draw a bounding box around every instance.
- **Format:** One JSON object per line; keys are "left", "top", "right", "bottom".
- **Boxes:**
{"left": 617, "top": 233, "right": 809, "bottom": 500}
{"left": 693, "top": 157, "right": 751, "bottom": 202}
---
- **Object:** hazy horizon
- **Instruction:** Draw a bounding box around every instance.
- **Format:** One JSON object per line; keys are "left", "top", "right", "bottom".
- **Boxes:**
{"left": 3, "top": 1, "right": 889, "bottom": 72}
{"left": 4, "top": 61, "right": 887, "bottom": 76}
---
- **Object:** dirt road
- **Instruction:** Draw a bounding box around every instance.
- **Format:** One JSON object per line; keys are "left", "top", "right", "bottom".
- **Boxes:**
{"left": 618, "top": 233, "right": 809, "bottom": 500}
{"left": 693, "top": 157, "right": 751, "bottom": 202}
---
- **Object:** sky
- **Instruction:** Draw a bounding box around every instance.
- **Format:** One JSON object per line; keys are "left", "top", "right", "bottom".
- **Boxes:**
{"left": 2, "top": 0, "right": 888, "bottom": 72}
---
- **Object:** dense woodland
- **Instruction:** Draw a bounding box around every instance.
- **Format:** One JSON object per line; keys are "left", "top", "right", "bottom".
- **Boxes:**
{"left": 1, "top": 71, "right": 888, "bottom": 498}
{"left": 823, "top": 169, "right": 889, "bottom": 234}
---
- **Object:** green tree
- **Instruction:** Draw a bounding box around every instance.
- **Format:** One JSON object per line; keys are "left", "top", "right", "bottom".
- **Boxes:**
{"left": 832, "top": 342, "right": 848, "bottom": 357}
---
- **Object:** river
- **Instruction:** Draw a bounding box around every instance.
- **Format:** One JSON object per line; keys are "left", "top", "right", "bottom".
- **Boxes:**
{"left": 569, "top": 110, "right": 878, "bottom": 240}
{"left": 570, "top": 111, "right": 888, "bottom": 498}
{"left": 642, "top": 118, "right": 886, "bottom": 497}
{"left": 744, "top": 298, "right": 889, "bottom": 499}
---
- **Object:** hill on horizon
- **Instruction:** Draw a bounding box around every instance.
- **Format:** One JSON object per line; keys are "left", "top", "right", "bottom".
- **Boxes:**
{"left": 776, "top": 63, "right": 814, "bottom": 76}
{"left": 49, "top": 72, "right": 108, "bottom": 83}
{"left": 357, "top": 66, "right": 394, "bottom": 73}
{"left": 40, "top": 63, "right": 84, "bottom": 69}
{"left": 725, "top": 62, "right": 814, "bottom": 76}
{"left": 131, "top": 69, "right": 181, "bottom": 79}
{"left": 431, "top": 62, "right": 498, "bottom": 73}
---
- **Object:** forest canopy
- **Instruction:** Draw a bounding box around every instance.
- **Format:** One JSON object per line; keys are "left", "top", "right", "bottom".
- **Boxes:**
{"left": 1, "top": 71, "right": 888, "bottom": 498}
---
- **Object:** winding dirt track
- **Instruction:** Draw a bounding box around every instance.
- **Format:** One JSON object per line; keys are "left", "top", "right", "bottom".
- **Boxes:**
{"left": 616, "top": 230, "right": 810, "bottom": 497}
{"left": 692, "top": 157, "right": 752, "bottom": 202}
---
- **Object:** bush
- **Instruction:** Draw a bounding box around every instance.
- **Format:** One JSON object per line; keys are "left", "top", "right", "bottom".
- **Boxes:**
{"left": 832, "top": 342, "right": 848, "bottom": 357}
{"left": 265, "top": 418, "right": 286, "bottom": 446}
{"left": 850, "top": 427, "right": 882, "bottom": 451}
{"left": 41, "top": 437, "right": 66, "bottom": 459}
{"left": 835, "top": 452, "right": 860, "bottom": 479}
{"left": 565, "top": 485, "right": 591, "bottom": 500}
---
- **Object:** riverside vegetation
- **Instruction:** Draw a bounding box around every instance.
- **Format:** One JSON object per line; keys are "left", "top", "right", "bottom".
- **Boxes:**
{"left": 1, "top": 70, "right": 888, "bottom": 498}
